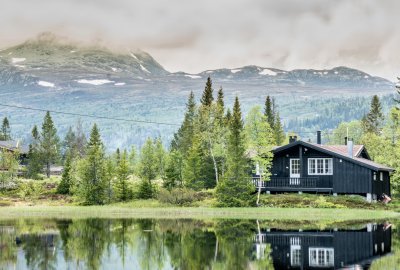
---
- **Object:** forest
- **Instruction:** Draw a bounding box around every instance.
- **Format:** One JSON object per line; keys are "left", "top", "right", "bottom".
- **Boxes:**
{"left": 1, "top": 77, "right": 400, "bottom": 207}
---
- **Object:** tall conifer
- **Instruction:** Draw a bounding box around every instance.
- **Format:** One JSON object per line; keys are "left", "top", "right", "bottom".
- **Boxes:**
{"left": 40, "top": 112, "right": 60, "bottom": 178}
{"left": 200, "top": 77, "right": 214, "bottom": 106}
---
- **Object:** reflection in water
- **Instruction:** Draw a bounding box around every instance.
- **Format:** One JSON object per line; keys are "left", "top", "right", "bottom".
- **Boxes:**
{"left": 0, "top": 219, "right": 394, "bottom": 269}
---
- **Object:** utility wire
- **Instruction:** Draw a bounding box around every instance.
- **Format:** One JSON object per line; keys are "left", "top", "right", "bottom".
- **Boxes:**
{"left": 0, "top": 103, "right": 181, "bottom": 126}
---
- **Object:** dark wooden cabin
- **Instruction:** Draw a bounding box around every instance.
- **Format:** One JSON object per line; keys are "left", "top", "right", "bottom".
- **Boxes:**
{"left": 0, "top": 140, "right": 29, "bottom": 166}
{"left": 253, "top": 132, "right": 393, "bottom": 201}
{"left": 253, "top": 223, "right": 392, "bottom": 269}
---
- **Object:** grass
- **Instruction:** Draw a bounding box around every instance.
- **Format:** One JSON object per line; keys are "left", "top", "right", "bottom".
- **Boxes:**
{"left": 0, "top": 204, "right": 398, "bottom": 221}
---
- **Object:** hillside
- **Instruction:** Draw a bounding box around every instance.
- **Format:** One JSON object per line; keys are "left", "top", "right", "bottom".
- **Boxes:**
{"left": 0, "top": 35, "right": 396, "bottom": 149}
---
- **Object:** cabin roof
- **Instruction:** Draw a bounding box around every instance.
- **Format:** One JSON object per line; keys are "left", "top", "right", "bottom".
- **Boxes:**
{"left": 0, "top": 140, "right": 29, "bottom": 154}
{"left": 273, "top": 140, "right": 394, "bottom": 172}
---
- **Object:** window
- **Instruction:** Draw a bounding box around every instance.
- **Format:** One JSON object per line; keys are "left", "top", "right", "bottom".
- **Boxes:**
{"left": 309, "top": 248, "right": 334, "bottom": 267}
{"left": 373, "top": 172, "right": 377, "bottom": 181}
{"left": 308, "top": 158, "right": 333, "bottom": 175}
{"left": 290, "top": 237, "right": 301, "bottom": 266}
{"left": 380, "top": 172, "right": 383, "bottom": 181}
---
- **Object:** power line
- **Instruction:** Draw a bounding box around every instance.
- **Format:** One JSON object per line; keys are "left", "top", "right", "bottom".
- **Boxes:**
{"left": 0, "top": 103, "right": 181, "bottom": 127}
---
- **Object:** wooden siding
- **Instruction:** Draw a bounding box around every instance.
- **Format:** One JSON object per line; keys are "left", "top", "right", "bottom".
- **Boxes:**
{"left": 270, "top": 145, "right": 385, "bottom": 195}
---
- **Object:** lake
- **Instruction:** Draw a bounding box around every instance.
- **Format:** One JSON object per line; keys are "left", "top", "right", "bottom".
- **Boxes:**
{"left": 0, "top": 218, "right": 397, "bottom": 269}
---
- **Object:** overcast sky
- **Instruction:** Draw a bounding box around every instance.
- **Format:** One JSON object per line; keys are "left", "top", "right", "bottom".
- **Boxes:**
{"left": 0, "top": 0, "right": 398, "bottom": 80}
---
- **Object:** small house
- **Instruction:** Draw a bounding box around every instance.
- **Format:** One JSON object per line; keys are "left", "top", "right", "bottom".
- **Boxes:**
{"left": 254, "top": 132, "right": 393, "bottom": 201}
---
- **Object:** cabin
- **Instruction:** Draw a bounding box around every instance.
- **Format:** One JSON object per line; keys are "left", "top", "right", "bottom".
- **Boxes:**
{"left": 253, "top": 131, "right": 394, "bottom": 202}
{"left": 253, "top": 223, "right": 392, "bottom": 269}
{"left": 0, "top": 140, "right": 29, "bottom": 165}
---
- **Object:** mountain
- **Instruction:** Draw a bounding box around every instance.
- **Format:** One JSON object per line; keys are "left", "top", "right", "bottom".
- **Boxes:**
{"left": 0, "top": 35, "right": 396, "bottom": 149}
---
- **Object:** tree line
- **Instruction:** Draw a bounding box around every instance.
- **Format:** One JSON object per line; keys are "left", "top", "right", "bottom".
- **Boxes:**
{"left": 0, "top": 77, "right": 286, "bottom": 206}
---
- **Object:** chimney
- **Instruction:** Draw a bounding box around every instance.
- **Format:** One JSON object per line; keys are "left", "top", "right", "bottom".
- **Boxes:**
{"left": 347, "top": 139, "right": 354, "bottom": 158}
{"left": 344, "top": 137, "right": 348, "bottom": 145}
{"left": 289, "top": 135, "right": 297, "bottom": 144}
{"left": 317, "top": 131, "right": 322, "bottom": 145}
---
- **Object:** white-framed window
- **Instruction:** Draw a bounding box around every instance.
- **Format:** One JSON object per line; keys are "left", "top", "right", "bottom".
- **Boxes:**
{"left": 380, "top": 172, "right": 383, "bottom": 181}
{"left": 373, "top": 172, "right": 377, "bottom": 181}
{"left": 308, "top": 158, "right": 333, "bottom": 175}
{"left": 290, "top": 237, "right": 301, "bottom": 266}
{"left": 309, "top": 247, "right": 334, "bottom": 267}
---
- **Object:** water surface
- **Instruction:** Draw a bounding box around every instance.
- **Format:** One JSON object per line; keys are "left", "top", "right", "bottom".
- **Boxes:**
{"left": 0, "top": 218, "right": 397, "bottom": 269}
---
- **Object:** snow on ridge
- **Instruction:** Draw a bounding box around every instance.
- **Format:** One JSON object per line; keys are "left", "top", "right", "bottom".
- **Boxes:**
{"left": 38, "top": 81, "right": 55, "bottom": 88}
{"left": 259, "top": 69, "right": 277, "bottom": 76}
{"left": 76, "top": 79, "right": 114, "bottom": 85}
{"left": 364, "top": 75, "right": 369, "bottom": 79}
{"left": 140, "top": 64, "right": 150, "bottom": 73}
{"left": 231, "top": 69, "right": 242, "bottom": 74}
{"left": 111, "top": 67, "right": 118, "bottom": 72}
{"left": 130, "top": 52, "right": 138, "bottom": 60}
{"left": 185, "top": 74, "right": 201, "bottom": 79}
{"left": 114, "top": 82, "right": 126, "bottom": 86}
{"left": 12, "top": 58, "right": 26, "bottom": 64}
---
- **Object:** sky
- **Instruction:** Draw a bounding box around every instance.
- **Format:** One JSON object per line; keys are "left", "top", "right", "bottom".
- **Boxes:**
{"left": 0, "top": 0, "right": 399, "bottom": 80}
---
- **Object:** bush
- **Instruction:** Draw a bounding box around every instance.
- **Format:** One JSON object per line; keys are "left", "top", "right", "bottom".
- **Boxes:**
{"left": 158, "top": 188, "right": 198, "bottom": 206}
{"left": 137, "top": 180, "right": 156, "bottom": 199}
{"left": 0, "top": 200, "right": 12, "bottom": 207}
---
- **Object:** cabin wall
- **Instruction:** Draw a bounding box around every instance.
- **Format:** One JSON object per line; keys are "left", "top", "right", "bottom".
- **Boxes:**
{"left": 373, "top": 171, "right": 391, "bottom": 198}
{"left": 271, "top": 145, "right": 375, "bottom": 194}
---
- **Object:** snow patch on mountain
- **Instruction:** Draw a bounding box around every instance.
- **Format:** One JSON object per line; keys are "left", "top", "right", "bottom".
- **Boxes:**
{"left": 114, "top": 82, "right": 126, "bottom": 86}
{"left": 130, "top": 52, "right": 138, "bottom": 60}
{"left": 77, "top": 79, "right": 114, "bottom": 85}
{"left": 259, "top": 69, "right": 277, "bottom": 76}
{"left": 140, "top": 64, "right": 150, "bottom": 73}
{"left": 12, "top": 58, "right": 26, "bottom": 64}
{"left": 185, "top": 74, "right": 202, "bottom": 79}
{"left": 231, "top": 69, "right": 242, "bottom": 73}
{"left": 38, "top": 81, "right": 55, "bottom": 88}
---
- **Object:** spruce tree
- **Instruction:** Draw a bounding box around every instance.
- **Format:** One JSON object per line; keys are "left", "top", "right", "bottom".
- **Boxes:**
{"left": 164, "top": 150, "right": 183, "bottom": 189}
{"left": 264, "top": 96, "right": 275, "bottom": 129}
{"left": 362, "top": 95, "right": 384, "bottom": 135}
{"left": 27, "top": 125, "right": 42, "bottom": 179}
{"left": 217, "top": 87, "right": 224, "bottom": 109}
{"left": 57, "top": 153, "right": 73, "bottom": 194}
{"left": 138, "top": 138, "right": 157, "bottom": 198}
{"left": 114, "top": 150, "right": 130, "bottom": 202}
{"left": 40, "top": 111, "right": 60, "bottom": 178}
{"left": 171, "top": 91, "right": 196, "bottom": 155}
{"left": 274, "top": 112, "right": 286, "bottom": 146}
{"left": 154, "top": 138, "right": 167, "bottom": 179}
{"left": 182, "top": 135, "right": 203, "bottom": 189}
{"left": 0, "top": 117, "right": 11, "bottom": 140}
{"left": 79, "top": 124, "right": 107, "bottom": 205}
{"left": 216, "top": 97, "right": 254, "bottom": 207}
{"left": 200, "top": 77, "right": 214, "bottom": 106}
{"left": 63, "top": 126, "right": 76, "bottom": 159}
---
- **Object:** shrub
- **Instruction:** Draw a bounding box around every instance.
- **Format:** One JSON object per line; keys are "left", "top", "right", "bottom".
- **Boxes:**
{"left": 0, "top": 200, "right": 12, "bottom": 207}
{"left": 158, "top": 188, "right": 198, "bottom": 206}
{"left": 137, "top": 180, "right": 156, "bottom": 199}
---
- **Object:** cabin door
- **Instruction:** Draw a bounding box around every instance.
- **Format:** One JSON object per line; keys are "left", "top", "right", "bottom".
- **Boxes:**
{"left": 290, "top": 159, "right": 300, "bottom": 178}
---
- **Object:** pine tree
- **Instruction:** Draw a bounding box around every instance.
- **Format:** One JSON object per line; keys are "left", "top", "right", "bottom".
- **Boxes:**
{"left": 40, "top": 112, "right": 60, "bottom": 178}
{"left": 182, "top": 135, "right": 203, "bottom": 189}
{"left": 0, "top": 117, "right": 11, "bottom": 141}
{"left": 171, "top": 91, "right": 196, "bottom": 155}
{"left": 200, "top": 77, "right": 214, "bottom": 106}
{"left": 79, "top": 124, "right": 107, "bottom": 205}
{"left": 217, "top": 87, "right": 224, "bottom": 109}
{"left": 163, "top": 150, "right": 183, "bottom": 189}
{"left": 114, "top": 150, "right": 130, "bottom": 202}
{"left": 63, "top": 126, "right": 76, "bottom": 159}
{"left": 362, "top": 95, "right": 384, "bottom": 135}
{"left": 138, "top": 138, "right": 157, "bottom": 198}
{"left": 273, "top": 111, "right": 285, "bottom": 146}
{"left": 216, "top": 97, "right": 254, "bottom": 207}
{"left": 75, "top": 119, "right": 87, "bottom": 157}
{"left": 27, "top": 125, "right": 42, "bottom": 179}
{"left": 264, "top": 96, "right": 275, "bottom": 129}
{"left": 57, "top": 153, "right": 73, "bottom": 194}
{"left": 154, "top": 138, "right": 167, "bottom": 179}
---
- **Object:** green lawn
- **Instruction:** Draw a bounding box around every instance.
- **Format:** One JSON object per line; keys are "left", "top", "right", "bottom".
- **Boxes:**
{"left": 0, "top": 205, "right": 398, "bottom": 221}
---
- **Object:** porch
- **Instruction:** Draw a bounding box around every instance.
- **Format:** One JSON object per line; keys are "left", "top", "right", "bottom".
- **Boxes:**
{"left": 252, "top": 176, "right": 333, "bottom": 193}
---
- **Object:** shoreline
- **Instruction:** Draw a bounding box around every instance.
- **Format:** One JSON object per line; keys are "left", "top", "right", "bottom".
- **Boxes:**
{"left": 0, "top": 205, "right": 398, "bottom": 221}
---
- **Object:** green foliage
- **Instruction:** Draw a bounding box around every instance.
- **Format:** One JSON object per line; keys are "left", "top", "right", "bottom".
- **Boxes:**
{"left": 137, "top": 179, "right": 155, "bottom": 199}
{"left": 26, "top": 125, "right": 42, "bottom": 179}
{"left": 329, "top": 120, "right": 364, "bottom": 144}
{"left": 138, "top": 138, "right": 157, "bottom": 181}
{"left": 39, "top": 111, "right": 61, "bottom": 178}
{"left": 0, "top": 150, "right": 19, "bottom": 189}
{"left": 361, "top": 95, "right": 384, "bottom": 135}
{"left": 216, "top": 97, "right": 254, "bottom": 207}
{"left": 182, "top": 135, "right": 203, "bottom": 190}
{"left": 77, "top": 124, "right": 107, "bottom": 205}
{"left": 163, "top": 150, "right": 183, "bottom": 189}
{"left": 200, "top": 76, "right": 214, "bottom": 106}
{"left": 157, "top": 187, "right": 198, "bottom": 206}
{"left": 57, "top": 153, "right": 73, "bottom": 194}
{"left": 114, "top": 150, "right": 131, "bottom": 202}
{"left": 0, "top": 117, "right": 11, "bottom": 140}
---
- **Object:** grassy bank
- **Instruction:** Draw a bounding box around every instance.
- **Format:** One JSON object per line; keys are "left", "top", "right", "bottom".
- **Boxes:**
{"left": 0, "top": 205, "right": 398, "bottom": 221}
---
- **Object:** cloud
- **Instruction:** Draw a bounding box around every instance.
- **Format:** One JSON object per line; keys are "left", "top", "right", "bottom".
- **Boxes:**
{"left": 0, "top": 0, "right": 399, "bottom": 79}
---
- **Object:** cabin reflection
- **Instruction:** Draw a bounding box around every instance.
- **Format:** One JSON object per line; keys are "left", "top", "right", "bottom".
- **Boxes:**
{"left": 254, "top": 223, "right": 391, "bottom": 269}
